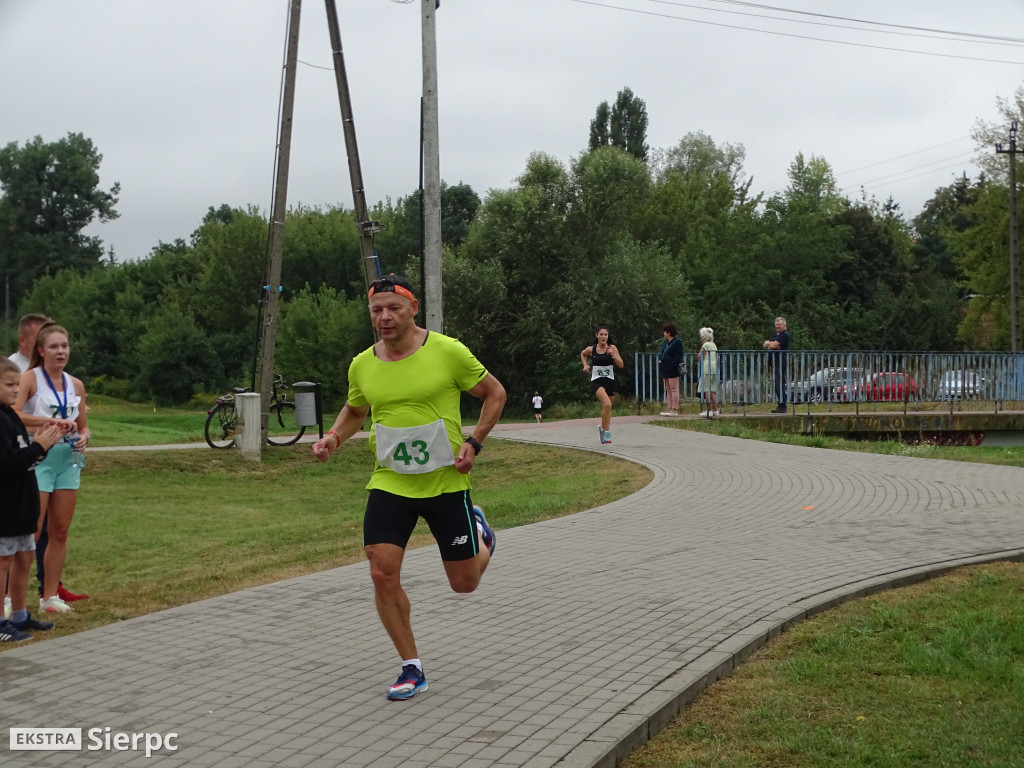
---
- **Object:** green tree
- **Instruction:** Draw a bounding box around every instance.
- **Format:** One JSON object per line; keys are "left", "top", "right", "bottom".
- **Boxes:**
{"left": 970, "top": 84, "right": 1024, "bottom": 179}
{"left": 0, "top": 133, "right": 119, "bottom": 313}
{"left": 951, "top": 179, "right": 1019, "bottom": 349}
{"left": 912, "top": 175, "right": 983, "bottom": 282}
{"left": 275, "top": 285, "right": 374, "bottom": 405}
{"left": 589, "top": 101, "right": 612, "bottom": 151}
{"left": 588, "top": 87, "right": 649, "bottom": 161}
{"left": 448, "top": 152, "right": 687, "bottom": 408}
{"left": 135, "top": 303, "right": 220, "bottom": 404}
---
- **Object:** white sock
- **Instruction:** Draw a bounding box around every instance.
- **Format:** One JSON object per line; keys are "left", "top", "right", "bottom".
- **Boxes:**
{"left": 402, "top": 658, "right": 422, "bottom": 672}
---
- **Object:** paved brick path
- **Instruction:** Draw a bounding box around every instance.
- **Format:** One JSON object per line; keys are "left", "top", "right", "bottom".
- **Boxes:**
{"left": 4, "top": 420, "right": 1023, "bottom": 767}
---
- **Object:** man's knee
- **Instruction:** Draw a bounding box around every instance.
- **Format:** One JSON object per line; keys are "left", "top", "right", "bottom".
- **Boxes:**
{"left": 366, "top": 544, "right": 403, "bottom": 591}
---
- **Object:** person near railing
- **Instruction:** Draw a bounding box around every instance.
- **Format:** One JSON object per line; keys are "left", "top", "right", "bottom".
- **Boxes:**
{"left": 763, "top": 316, "right": 790, "bottom": 413}
{"left": 658, "top": 323, "right": 683, "bottom": 417}
{"left": 698, "top": 327, "right": 719, "bottom": 417}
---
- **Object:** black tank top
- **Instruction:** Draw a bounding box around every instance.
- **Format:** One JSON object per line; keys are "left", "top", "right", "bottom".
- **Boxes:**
{"left": 591, "top": 345, "right": 614, "bottom": 368}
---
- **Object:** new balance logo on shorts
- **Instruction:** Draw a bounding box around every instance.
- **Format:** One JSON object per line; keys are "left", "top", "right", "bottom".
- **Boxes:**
{"left": 451, "top": 535, "right": 469, "bottom": 545}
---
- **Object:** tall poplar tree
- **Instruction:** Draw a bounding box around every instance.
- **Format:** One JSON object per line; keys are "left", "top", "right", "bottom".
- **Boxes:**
{"left": 588, "top": 87, "right": 649, "bottom": 161}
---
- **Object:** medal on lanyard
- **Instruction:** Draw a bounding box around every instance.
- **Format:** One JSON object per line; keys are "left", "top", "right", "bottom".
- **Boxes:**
{"left": 42, "top": 369, "right": 69, "bottom": 419}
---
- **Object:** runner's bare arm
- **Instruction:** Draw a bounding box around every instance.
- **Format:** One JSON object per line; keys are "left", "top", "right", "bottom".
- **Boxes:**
{"left": 312, "top": 402, "right": 371, "bottom": 463}
{"left": 580, "top": 345, "right": 593, "bottom": 373}
{"left": 455, "top": 374, "right": 507, "bottom": 474}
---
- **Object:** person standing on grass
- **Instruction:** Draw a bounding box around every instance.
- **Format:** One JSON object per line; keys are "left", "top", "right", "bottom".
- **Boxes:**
{"left": 0, "top": 357, "right": 64, "bottom": 641}
{"left": 8, "top": 314, "right": 51, "bottom": 373}
{"left": 580, "top": 325, "right": 624, "bottom": 445}
{"left": 532, "top": 391, "right": 544, "bottom": 423}
{"left": 4, "top": 314, "right": 87, "bottom": 618}
{"left": 763, "top": 316, "right": 790, "bottom": 414}
{"left": 658, "top": 323, "right": 683, "bottom": 416}
{"left": 5, "top": 313, "right": 50, "bottom": 619}
{"left": 312, "top": 274, "right": 506, "bottom": 702}
{"left": 14, "top": 323, "right": 90, "bottom": 615}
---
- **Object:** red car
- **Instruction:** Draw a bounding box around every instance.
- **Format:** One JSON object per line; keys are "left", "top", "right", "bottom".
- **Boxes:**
{"left": 840, "top": 372, "right": 920, "bottom": 402}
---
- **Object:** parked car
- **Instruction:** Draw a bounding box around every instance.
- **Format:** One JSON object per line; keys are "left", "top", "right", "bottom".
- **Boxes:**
{"left": 839, "top": 372, "right": 920, "bottom": 402}
{"left": 789, "top": 367, "right": 864, "bottom": 404}
{"left": 936, "top": 369, "right": 985, "bottom": 400}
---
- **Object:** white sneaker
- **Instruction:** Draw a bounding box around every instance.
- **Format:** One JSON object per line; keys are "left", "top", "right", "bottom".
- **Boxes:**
{"left": 3, "top": 597, "right": 10, "bottom": 620}
{"left": 39, "top": 596, "right": 72, "bottom": 614}
{"left": 660, "top": 411, "right": 674, "bottom": 416}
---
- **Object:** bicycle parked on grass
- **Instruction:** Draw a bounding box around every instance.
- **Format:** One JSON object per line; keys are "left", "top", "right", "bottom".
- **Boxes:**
{"left": 204, "top": 373, "right": 306, "bottom": 449}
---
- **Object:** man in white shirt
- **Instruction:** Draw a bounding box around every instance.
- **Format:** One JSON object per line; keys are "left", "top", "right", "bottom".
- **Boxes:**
{"left": 7, "top": 314, "right": 51, "bottom": 372}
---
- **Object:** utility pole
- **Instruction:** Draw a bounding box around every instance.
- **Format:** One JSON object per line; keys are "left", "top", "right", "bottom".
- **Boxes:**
{"left": 421, "top": 0, "right": 443, "bottom": 331}
{"left": 997, "top": 120, "right": 1021, "bottom": 354}
{"left": 258, "top": 0, "right": 302, "bottom": 445}
{"left": 325, "top": 0, "right": 381, "bottom": 321}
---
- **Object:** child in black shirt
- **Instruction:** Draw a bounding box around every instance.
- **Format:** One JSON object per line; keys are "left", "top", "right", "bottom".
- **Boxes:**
{"left": 0, "top": 357, "right": 63, "bottom": 641}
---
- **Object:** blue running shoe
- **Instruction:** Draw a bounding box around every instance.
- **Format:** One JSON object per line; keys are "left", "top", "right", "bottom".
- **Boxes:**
{"left": 387, "top": 664, "right": 428, "bottom": 701}
{"left": 473, "top": 504, "right": 496, "bottom": 555}
{"left": 0, "top": 620, "right": 32, "bottom": 643}
{"left": 600, "top": 428, "right": 612, "bottom": 444}
{"left": 9, "top": 615, "right": 54, "bottom": 632}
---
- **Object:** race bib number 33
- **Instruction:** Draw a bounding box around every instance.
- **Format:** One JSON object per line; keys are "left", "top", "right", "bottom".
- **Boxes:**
{"left": 374, "top": 420, "right": 455, "bottom": 474}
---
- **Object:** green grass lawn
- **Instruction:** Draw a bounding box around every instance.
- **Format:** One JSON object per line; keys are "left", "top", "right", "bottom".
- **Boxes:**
{"left": 624, "top": 561, "right": 1024, "bottom": 768}
{"left": 86, "top": 395, "right": 207, "bottom": 446}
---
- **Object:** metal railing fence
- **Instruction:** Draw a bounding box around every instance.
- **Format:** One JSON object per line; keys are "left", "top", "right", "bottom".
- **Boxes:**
{"left": 634, "top": 350, "right": 1024, "bottom": 409}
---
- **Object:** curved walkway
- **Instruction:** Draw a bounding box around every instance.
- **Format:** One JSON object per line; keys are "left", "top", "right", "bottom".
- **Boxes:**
{"left": 4, "top": 421, "right": 1024, "bottom": 767}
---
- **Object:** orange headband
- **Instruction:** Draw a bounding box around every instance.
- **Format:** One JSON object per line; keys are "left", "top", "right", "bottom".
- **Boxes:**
{"left": 368, "top": 283, "right": 416, "bottom": 302}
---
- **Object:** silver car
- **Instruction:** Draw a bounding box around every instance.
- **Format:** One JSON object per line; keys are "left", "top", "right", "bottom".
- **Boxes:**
{"left": 789, "top": 367, "right": 865, "bottom": 404}
{"left": 936, "top": 370, "right": 985, "bottom": 400}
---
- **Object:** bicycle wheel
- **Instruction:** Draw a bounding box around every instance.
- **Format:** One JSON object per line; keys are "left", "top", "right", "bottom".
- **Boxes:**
{"left": 205, "top": 401, "right": 237, "bottom": 449}
{"left": 266, "top": 401, "right": 306, "bottom": 446}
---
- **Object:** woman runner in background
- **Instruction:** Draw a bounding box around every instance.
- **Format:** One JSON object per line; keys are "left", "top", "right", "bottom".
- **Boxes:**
{"left": 580, "top": 325, "right": 624, "bottom": 444}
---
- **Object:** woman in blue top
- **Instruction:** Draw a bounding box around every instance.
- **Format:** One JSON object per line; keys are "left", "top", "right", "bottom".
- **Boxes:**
{"left": 580, "top": 325, "right": 624, "bottom": 445}
{"left": 657, "top": 323, "right": 683, "bottom": 416}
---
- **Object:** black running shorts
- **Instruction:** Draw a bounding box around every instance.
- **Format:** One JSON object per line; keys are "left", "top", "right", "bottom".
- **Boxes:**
{"left": 364, "top": 488, "right": 480, "bottom": 561}
{"left": 591, "top": 376, "right": 616, "bottom": 396}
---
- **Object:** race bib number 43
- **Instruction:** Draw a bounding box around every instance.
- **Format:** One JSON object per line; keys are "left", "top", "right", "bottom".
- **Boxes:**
{"left": 374, "top": 420, "right": 455, "bottom": 474}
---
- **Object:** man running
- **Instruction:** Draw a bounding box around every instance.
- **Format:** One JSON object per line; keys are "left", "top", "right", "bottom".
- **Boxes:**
{"left": 313, "top": 274, "right": 506, "bottom": 701}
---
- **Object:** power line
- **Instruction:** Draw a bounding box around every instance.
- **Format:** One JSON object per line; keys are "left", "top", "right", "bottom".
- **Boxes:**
{"left": 842, "top": 157, "right": 977, "bottom": 195}
{"left": 297, "top": 58, "right": 335, "bottom": 71}
{"left": 699, "top": 0, "right": 1024, "bottom": 44}
{"left": 644, "top": 0, "right": 1024, "bottom": 48}
{"left": 568, "top": 0, "right": 1024, "bottom": 65}
{"left": 837, "top": 138, "right": 972, "bottom": 176}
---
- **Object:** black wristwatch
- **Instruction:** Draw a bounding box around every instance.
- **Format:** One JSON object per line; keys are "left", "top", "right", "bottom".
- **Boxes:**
{"left": 464, "top": 436, "right": 483, "bottom": 455}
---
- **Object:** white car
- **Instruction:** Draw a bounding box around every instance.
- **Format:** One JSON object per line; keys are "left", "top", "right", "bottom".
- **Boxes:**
{"left": 936, "top": 370, "right": 985, "bottom": 400}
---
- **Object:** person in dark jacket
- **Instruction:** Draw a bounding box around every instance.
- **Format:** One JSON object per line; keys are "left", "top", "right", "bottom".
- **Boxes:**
{"left": 0, "top": 357, "right": 63, "bottom": 641}
{"left": 658, "top": 323, "right": 684, "bottom": 416}
{"left": 762, "top": 316, "right": 791, "bottom": 413}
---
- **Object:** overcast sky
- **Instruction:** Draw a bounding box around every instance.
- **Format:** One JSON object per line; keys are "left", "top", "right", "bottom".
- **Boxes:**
{"left": 2, "top": 0, "right": 1023, "bottom": 262}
